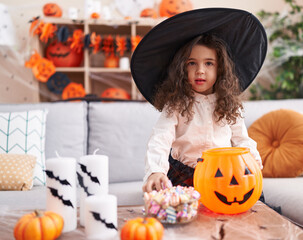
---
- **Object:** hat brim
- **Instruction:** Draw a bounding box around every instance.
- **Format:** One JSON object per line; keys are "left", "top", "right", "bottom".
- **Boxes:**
{"left": 131, "top": 8, "right": 267, "bottom": 104}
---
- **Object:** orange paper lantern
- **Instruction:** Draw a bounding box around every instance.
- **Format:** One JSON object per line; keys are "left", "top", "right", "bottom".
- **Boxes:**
{"left": 104, "top": 53, "right": 119, "bottom": 68}
{"left": 43, "top": 3, "right": 62, "bottom": 17}
{"left": 101, "top": 88, "right": 131, "bottom": 100}
{"left": 62, "top": 82, "right": 86, "bottom": 100}
{"left": 46, "top": 40, "right": 83, "bottom": 67}
{"left": 159, "top": 0, "right": 193, "bottom": 18}
{"left": 91, "top": 12, "right": 100, "bottom": 19}
{"left": 32, "top": 58, "right": 56, "bottom": 83}
{"left": 193, "top": 147, "right": 263, "bottom": 214}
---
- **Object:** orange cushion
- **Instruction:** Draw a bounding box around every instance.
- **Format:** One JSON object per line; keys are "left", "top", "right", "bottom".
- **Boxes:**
{"left": 248, "top": 109, "right": 303, "bottom": 177}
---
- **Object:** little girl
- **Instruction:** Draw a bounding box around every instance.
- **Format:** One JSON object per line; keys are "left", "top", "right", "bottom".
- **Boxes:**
{"left": 130, "top": 8, "right": 267, "bottom": 193}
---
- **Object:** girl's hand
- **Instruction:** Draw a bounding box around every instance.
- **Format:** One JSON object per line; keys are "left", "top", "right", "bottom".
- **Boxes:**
{"left": 142, "top": 173, "right": 172, "bottom": 193}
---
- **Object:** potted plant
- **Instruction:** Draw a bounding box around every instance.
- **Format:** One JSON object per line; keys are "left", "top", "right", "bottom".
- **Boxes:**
{"left": 249, "top": 0, "right": 303, "bottom": 100}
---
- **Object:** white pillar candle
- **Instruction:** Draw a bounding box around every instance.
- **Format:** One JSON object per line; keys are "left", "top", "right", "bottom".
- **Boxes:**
{"left": 46, "top": 157, "right": 77, "bottom": 233}
{"left": 85, "top": 195, "right": 118, "bottom": 240}
{"left": 78, "top": 154, "right": 109, "bottom": 226}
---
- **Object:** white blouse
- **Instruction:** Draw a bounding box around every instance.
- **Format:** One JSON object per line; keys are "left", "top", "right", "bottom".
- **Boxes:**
{"left": 143, "top": 92, "right": 262, "bottom": 183}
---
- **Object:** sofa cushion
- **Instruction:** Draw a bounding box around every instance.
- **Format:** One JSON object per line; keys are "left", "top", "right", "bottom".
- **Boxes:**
{"left": 0, "top": 154, "right": 36, "bottom": 191}
{"left": 248, "top": 109, "right": 303, "bottom": 177}
{"left": 0, "top": 102, "right": 88, "bottom": 161}
{"left": 263, "top": 177, "right": 303, "bottom": 227}
{"left": 88, "top": 102, "right": 160, "bottom": 183}
{"left": 0, "top": 109, "right": 47, "bottom": 185}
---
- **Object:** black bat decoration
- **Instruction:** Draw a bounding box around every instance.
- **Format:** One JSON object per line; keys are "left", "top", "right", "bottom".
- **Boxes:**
{"left": 45, "top": 170, "right": 71, "bottom": 186}
{"left": 48, "top": 187, "right": 74, "bottom": 208}
{"left": 78, "top": 163, "right": 100, "bottom": 185}
{"left": 77, "top": 172, "right": 93, "bottom": 197}
{"left": 29, "top": 16, "right": 40, "bottom": 23}
{"left": 90, "top": 211, "right": 117, "bottom": 231}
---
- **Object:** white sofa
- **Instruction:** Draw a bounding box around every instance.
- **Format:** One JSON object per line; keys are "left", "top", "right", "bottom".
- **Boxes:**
{"left": 0, "top": 99, "right": 302, "bottom": 227}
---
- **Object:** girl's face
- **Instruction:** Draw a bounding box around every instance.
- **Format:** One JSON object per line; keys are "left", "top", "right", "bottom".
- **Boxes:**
{"left": 186, "top": 44, "right": 218, "bottom": 95}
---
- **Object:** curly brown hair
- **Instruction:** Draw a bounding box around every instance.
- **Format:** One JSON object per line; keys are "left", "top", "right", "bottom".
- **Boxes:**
{"left": 153, "top": 34, "right": 243, "bottom": 124}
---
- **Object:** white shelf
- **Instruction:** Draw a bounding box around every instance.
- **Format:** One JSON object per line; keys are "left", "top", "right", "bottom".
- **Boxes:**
{"left": 89, "top": 68, "right": 131, "bottom": 73}
{"left": 37, "top": 17, "right": 162, "bottom": 101}
{"left": 56, "top": 67, "right": 85, "bottom": 72}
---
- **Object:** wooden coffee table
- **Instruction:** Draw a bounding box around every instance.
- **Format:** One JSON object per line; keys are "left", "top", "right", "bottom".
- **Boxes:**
{"left": 1, "top": 201, "right": 303, "bottom": 240}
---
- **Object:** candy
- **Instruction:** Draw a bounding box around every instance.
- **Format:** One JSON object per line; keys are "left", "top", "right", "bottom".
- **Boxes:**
{"left": 157, "top": 208, "right": 167, "bottom": 220}
{"left": 148, "top": 201, "right": 161, "bottom": 215}
{"left": 166, "top": 206, "right": 177, "bottom": 224}
{"left": 180, "top": 193, "right": 190, "bottom": 203}
{"left": 144, "top": 185, "right": 200, "bottom": 224}
{"left": 169, "top": 193, "right": 180, "bottom": 206}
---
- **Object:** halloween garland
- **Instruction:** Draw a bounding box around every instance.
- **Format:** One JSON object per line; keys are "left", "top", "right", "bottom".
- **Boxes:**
{"left": 29, "top": 17, "right": 142, "bottom": 56}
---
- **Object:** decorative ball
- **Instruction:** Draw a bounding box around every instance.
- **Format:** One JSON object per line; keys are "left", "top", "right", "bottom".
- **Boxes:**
{"left": 193, "top": 147, "right": 263, "bottom": 214}
{"left": 43, "top": 3, "right": 62, "bottom": 17}
{"left": 47, "top": 72, "right": 71, "bottom": 94}
{"left": 46, "top": 40, "right": 83, "bottom": 67}
{"left": 101, "top": 88, "right": 131, "bottom": 100}
{"left": 120, "top": 217, "right": 164, "bottom": 240}
{"left": 62, "top": 82, "right": 86, "bottom": 100}
{"left": 14, "top": 210, "right": 64, "bottom": 240}
{"left": 140, "top": 8, "right": 158, "bottom": 18}
{"left": 159, "top": 0, "right": 193, "bottom": 18}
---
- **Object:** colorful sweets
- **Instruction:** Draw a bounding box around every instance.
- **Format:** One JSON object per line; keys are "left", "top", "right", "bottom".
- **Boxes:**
{"left": 144, "top": 186, "right": 200, "bottom": 224}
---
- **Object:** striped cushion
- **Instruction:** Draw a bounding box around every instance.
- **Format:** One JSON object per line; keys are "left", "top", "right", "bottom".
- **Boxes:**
{"left": 0, "top": 109, "right": 47, "bottom": 185}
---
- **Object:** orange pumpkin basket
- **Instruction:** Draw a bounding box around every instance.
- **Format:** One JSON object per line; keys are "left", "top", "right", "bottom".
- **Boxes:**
{"left": 193, "top": 147, "right": 263, "bottom": 214}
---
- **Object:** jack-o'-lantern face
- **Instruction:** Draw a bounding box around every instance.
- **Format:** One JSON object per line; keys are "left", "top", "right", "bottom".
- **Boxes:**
{"left": 159, "top": 0, "right": 193, "bottom": 18}
{"left": 43, "top": 3, "right": 62, "bottom": 17}
{"left": 101, "top": 88, "right": 131, "bottom": 100}
{"left": 193, "top": 148, "right": 263, "bottom": 214}
{"left": 46, "top": 40, "right": 83, "bottom": 67}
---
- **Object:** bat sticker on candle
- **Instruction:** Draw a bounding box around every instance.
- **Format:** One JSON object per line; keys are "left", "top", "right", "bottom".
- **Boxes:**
{"left": 78, "top": 163, "right": 100, "bottom": 185}
{"left": 77, "top": 172, "right": 93, "bottom": 196}
{"left": 45, "top": 170, "right": 72, "bottom": 186}
{"left": 90, "top": 211, "right": 117, "bottom": 231}
{"left": 48, "top": 187, "right": 74, "bottom": 208}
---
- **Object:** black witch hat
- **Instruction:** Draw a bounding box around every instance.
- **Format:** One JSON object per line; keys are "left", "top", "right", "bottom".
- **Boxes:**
{"left": 131, "top": 8, "right": 267, "bottom": 104}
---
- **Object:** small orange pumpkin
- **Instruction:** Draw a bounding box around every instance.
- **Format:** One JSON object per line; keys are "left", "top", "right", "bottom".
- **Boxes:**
{"left": 101, "top": 88, "right": 131, "bottom": 100}
{"left": 46, "top": 40, "right": 83, "bottom": 67}
{"left": 43, "top": 3, "right": 62, "bottom": 17}
{"left": 62, "top": 82, "right": 86, "bottom": 100}
{"left": 104, "top": 53, "right": 119, "bottom": 68}
{"left": 140, "top": 8, "right": 158, "bottom": 18}
{"left": 159, "top": 0, "right": 193, "bottom": 18}
{"left": 193, "top": 147, "right": 263, "bottom": 214}
{"left": 14, "top": 210, "right": 64, "bottom": 240}
{"left": 120, "top": 217, "right": 164, "bottom": 240}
